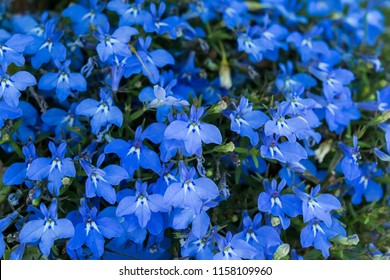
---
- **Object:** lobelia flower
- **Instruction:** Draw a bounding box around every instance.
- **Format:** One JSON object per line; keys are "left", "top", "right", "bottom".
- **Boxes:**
{"left": 75, "top": 88, "right": 123, "bottom": 134}
{"left": 19, "top": 199, "right": 74, "bottom": 257}
{"left": 235, "top": 213, "right": 282, "bottom": 260}
{"left": 80, "top": 154, "right": 129, "bottom": 204}
{"left": 3, "top": 143, "right": 37, "bottom": 187}
{"left": 347, "top": 162, "right": 383, "bottom": 205}
{"left": 0, "top": 100, "right": 22, "bottom": 131}
{"left": 293, "top": 185, "right": 341, "bottom": 227}
{"left": 145, "top": 84, "right": 189, "bottom": 109}
{"left": 27, "top": 141, "right": 76, "bottom": 195}
{"left": 0, "top": 211, "right": 18, "bottom": 258}
{"left": 107, "top": 0, "right": 151, "bottom": 27}
{"left": 38, "top": 59, "right": 87, "bottom": 102}
{"left": 223, "top": 96, "right": 269, "bottom": 146}
{"left": 287, "top": 26, "right": 330, "bottom": 63}
{"left": 143, "top": 2, "right": 172, "bottom": 34}
{"left": 41, "top": 103, "right": 83, "bottom": 139}
{"left": 264, "top": 106, "right": 310, "bottom": 143}
{"left": 338, "top": 136, "right": 361, "bottom": 181}
{"left": 213, "top": 231, "right": 257, "bottom": 260}
{"left": 164, "top": 105, "right": 222, "bottom": 155}
{"left": 94, "top": 22, "right": 138, "bottom": 62}
{"left": 258, "top": 179, "right": 302, "bottom": 229}
{"left": 0, "top": 32, "right": 32, "bottom": 66}
{"left": 30, "top": 18, "right": 66, "bottom": 69}
{"left": 116, "top": 180, "right": 166, "bottom": 228}
{"left": 62, "top": 0, "right": 108, "bottom": 35}
{"left": 260, "top": 132, "right": 308, "bottom": 164}
{"left": 300, "top": 217, "right": 346, "bottom": 258}
{"left": 67, "top": 200, "right": 123, "bottom": 258}
{"left": 104, "top": 125, "right": 162, "bottom": 176}
{"left": 164, "top": 161, "right": 219, "bottom": 214}
{"left": 0, "top": 62, "right": 37, "bottom": 108}
{"left": 124, "top": 36, "right": 175, "bottom": 84}
{"left": 275, "top": 61, "right": 317, "bottom": 92}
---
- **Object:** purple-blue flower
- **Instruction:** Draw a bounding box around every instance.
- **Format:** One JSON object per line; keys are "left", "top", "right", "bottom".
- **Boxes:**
{"left": 19, "top": 199, "right": 74, "bottom": 257}
{"left": 164, "top": 161, "right": 219, "bottom": 214}
{"left": 213, "top": 231, "right": 257, "bottom": 260}
{"left": 116, "top": 180, "right": 166, "bottom": 228}
{"left": 75, "top": 88, "right": 123, "bottom": 134}
{"left": 293, "top": 185, "right": 341, "bottom": 227}
{"left": 338, "top": 135, "right": 361, "bottom": 181}
{"left": 38, "top": 59, "right": 87, "bottom": 101}
{"left": 27, "top": 141, "right": 76, "bottom": 195}
{"left": 80, "top": 154, "right": 129, "bottom": 204}
{"left": 223, "top": 97, "right": 269, "bottom": 146}
{"left": 164, "top": 105, "right": 222, "bottom": 155}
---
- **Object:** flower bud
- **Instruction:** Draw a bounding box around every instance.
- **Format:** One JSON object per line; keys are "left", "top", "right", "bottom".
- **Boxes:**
{"left": 273, "top": 243, "right": 290, "bottom": 260}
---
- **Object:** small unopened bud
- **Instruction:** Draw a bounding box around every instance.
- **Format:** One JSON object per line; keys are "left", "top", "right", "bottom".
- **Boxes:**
{"left": 213, "top": 142, "right": 235, "bottom": 153}
{"left": 274, "top": 243, "right": 290, "bottom": 260}
{"left": 208, "top": 100, "right": 228, "bottom": 114}
{"left": 62, "top": 177, "right": 71, "bottom": 186}
{"left": 271, "top": 216, "right": 281, "bottom": 227}
{"left": 315, "top": 140, "right": 332, "bottom": 163}
{"left": 334, "top": 234, "right": 359, "bottom": 246}
{"left": 1, "top": 133, "right": 10, "bottom": 142}
{"left": 219, "top": 60, "right": 232, "bottom": 89}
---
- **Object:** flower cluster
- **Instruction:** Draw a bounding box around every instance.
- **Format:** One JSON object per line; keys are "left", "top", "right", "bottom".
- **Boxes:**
{"left": 0, "top": 0, "right": 389, "bottom": 260}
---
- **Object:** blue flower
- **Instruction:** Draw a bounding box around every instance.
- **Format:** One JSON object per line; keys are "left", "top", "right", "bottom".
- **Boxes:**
{"left": 0, "top": 100, "right": 22, "bottom": 130}
{"left": 223, "top": 97, "right": 269, "bottom": 146}
{"left": 107, "top": 0, "right": 151, "bottom": 27}
{"left": 287, "top": 26, "right": 329, "bottom": 63}
{"left": 0, "top": 33, "right": 32, "bottom": 66}
{"left": 19, "top": 199, "right": 74, "bottom": 257}
{"left": 164, "top": 105, "right": 222, "bottom": 155}
{"left": 116, "top": 180, "right": 165, "bottom": 228}
{"left": 338, "top": 136, "right": 361, "bottom": 181}
{"left": 41, "top": 103, "right": 83, "bottom": 139}
{"left": 143, "top": 2, "right": 172, "bottom": 34}
{"left": 264, "top": 106, "right": 310, "bottom": 143}
{"left": 260, "top": 132, "right": 308, "bottom": 163}
{"left": 124, "top": 36, "right": 174, "bottom": 84}
{"left": 347, "top": 162, "right": 383, "bottom": 205}
{"left": 213, "top": 231, "right": 257, "bottom": 260}
{"left": 38, "top": 59, "right": 87, "bottom": 101}
{"left": 293, "top": 185, "right": 341, "bottom": 227}
{"left": 94, "top": 23, "right": 138, "bottom": 62}
{"left": 3, "top": 143, "right": 37, "bottom": 187}
{"left": 76, "top": 88, "right": 123, "bottom": 134}
{"left": 104, "top": 125, "right": 162, "bottom": 176}
{"left": 164, "top": 161, "right": 219, "bottom": 214}
{"left": 63, "top": 0, "right": 108, "bottom": 35}
{"left": 80, "top": 154, "right": 129, "bottom": 204}
{"left": 258, "top": 179, "right": 302, "bottom": 229}
{"left": 27, "top": 141, "right": 76, "bottom": 195}
{"left": 275, "top": 61, "right": 317, "bottom": 92}
{"left": 0, "top": 63, "right": 36, "bottom": 108}
{"left": 30, "top": 19, "right": 66, "bottom": 69}
{"left": 300, "top": 217, "right": 346, "bottom": 258}
{"left": 235, "top": 213, "right": 282, "bottom": 260}
{"left": 0, "top": 211, "right": 18, "bottom": 258}
{"left": 67, "top": 200, "right": 123, "bottom": 258}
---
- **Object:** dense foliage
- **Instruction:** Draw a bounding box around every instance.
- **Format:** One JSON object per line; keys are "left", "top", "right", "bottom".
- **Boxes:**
{"left": 0, "top": 0, "right": 389, "bottom": 260}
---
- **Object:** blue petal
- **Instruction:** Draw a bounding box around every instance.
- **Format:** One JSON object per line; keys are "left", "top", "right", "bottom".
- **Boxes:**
{"left": 96, "top": 181, "right": 116, "bottom": 204}
{"left": 149, "top": 49, "right": 175, "bottom": 67}
{"left": 19, "top": 220, "right": 44, "bottom": 243}
{"left": 27, "top": 158, "right": 52, "bottom": 180}
{"left": 104, "top": 139, "right": 131, "bottom": 158}
{"left": 300, "top": 224, "right": 315, "bottom": 248}
{"left": 3, "top": 163, "right": 27, "bottom": 185}
{"left": 315, "top": 194, "right": 341, "bottom": 211}
{"left": 54, "top": 219, "right": 74, "bottom": 239}
{"left": 140, "top": 148, "right": 161, "bottom": 173}
{"left": 85, "top": 228, "right": 105, "bottom": 257}
{"left": 96, "top": 217, "right": 123, "bottom": 238}
{"left": 164, "top": 120, "right": 189, "bottom": 140}
{"left": 199, "top": 123, "right": 222, "bottom": 145}
{"left": 41, "top": 108, "right": 67, "bottom": 126}
{"left": 75, "top": 98, "right": 100, "bottom": 116}
{"left": 67, "top": 223, "right": 87, "bottom": 250}
{"left": 11, "top": 71, "right": 37, "bottom": 91}
{"left": 69, "top": 73, "right": 87, "bottom": 92}
{"left": 116, "top": 196, "right": 137, "bottom": 217}
{"left": 193, "top": 178, "right": 219, "bottom": 201}
{"left": 39, "top": 229, "right": 56, "bottom": 256}
{"left": 135, "top": 202, "right": 151, "bottom": 228}
{"left": 103, "top": 165, "right": 129, "bottom": 185}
